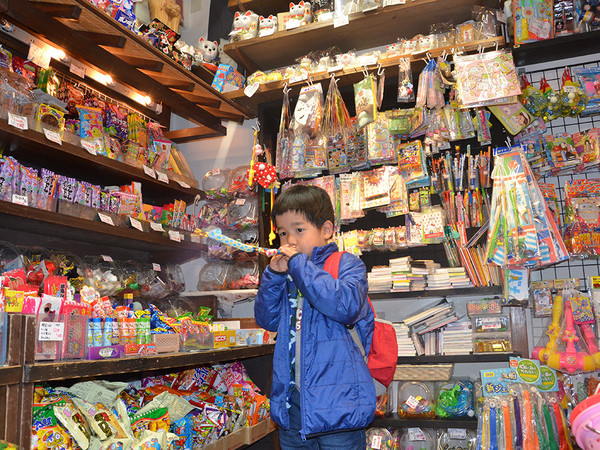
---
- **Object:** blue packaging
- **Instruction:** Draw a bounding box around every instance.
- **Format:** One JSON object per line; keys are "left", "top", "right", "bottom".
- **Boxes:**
{"left": 92, "top": 317, "right": 103, "bottom": 347}
{"left": 103, "top": 317, "right": 113, "bottom": 347}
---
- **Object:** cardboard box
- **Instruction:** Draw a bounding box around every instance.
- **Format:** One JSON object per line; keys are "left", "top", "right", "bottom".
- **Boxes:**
{"left": 213, "top": 330, "right": 237, "bottom": 348}
{"left": 212, "top": 64, "right": 245, "bottom": 93}
{"left": 244, "top": 420, "right": 271, "bottom": 445}
{"left": 277, "top": 12, "right": 291, "bottom": 31}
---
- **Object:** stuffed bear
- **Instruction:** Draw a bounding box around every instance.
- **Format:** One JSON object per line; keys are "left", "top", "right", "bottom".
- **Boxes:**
{"left": 289, "top": 1, "right": 311, "bottom": 26}
{"left": 198, "top": 37, "right": 219, "bottom": 62}
{"left": 230, "top": 10, "right": 259, "bottom": 41}
{"left": 259, "top": 15, "right": 278, "bottom": 37}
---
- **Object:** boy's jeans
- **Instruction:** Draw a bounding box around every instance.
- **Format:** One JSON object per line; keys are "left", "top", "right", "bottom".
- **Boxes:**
{"left": 279, "top": 388, "right": 366, "bottom": 449}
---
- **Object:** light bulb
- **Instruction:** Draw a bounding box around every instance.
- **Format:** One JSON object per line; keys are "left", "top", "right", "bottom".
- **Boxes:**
{"left": 52, "top": 48, "right": 66, "bottom": 60}
{"left": 143, "top": 96, "right": 152, "bottom": 106}
{"left": 104, "top": 74, "right": 114, "bottom": 86}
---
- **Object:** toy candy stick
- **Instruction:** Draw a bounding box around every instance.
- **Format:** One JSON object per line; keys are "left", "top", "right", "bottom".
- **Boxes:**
{"left": 532, "top": 399, "right": 548, "bottom": 450}
{"left": 552, "top": 401, "right": 572, "bottom": 450}
{"left": 489, "top": 404, "right": 498, "bottom": 450}
{"left": 543, "top": 403, "right": 559, "bottom": 450}
{"left": 502, "top": 402, "right": 513, "bottom": 450}
{"left": 513, "top": 395, "right": 523, "bottom": 450}
{"left": 522, "top": 390, "right": 538, "bottom": 450}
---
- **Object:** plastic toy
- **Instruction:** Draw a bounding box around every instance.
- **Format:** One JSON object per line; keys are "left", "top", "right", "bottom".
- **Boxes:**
{"left": 258, "top": 15, "right": 278, "bottom": 37}
{"left": 518, "top": 74, "right": 548, "bottom": 117}
{"left": 230, "top": 10, "right": 259, "bottom": 41}
{"left": 397, "top": 381, "right": 435, "bottom": 418}
{"left": 540, "top": 77, "right": 563, "bottom": 121}
{"left": 436, "top": 380, "right": 475, "bottom": 418}
{"left": 194, "top": 228, "right": 279, "bottom": 257}
{"left": 532, "top": 292, "right": 563, "bottom": 364}
{"left": 559, "top": 67, "right": 588, "bottom": 117}
{"left": 197, "top": 37, "right": 219, "bottom": 66}
{"left": 571, "top": 385, "right": 600, "bottom": 449}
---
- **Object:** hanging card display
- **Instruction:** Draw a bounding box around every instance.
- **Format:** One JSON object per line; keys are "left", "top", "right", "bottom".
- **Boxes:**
{"left": 354, "top": 75, "right": 377, "bottom": 129}
{"left": 512, "top": 0, "right": 553, "bottom": 43}
{"left": 361, "top": 167, "right": 390, "bottom": 209}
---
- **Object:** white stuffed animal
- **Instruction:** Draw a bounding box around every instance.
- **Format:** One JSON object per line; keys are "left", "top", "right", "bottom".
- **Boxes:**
{"left": 198, "top": 37, "right": 219, "bottom": 62}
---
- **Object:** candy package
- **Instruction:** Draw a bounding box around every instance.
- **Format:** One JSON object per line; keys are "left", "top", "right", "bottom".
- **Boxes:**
{"left": 354, "top": 76, "right": 377, "bottom": 129}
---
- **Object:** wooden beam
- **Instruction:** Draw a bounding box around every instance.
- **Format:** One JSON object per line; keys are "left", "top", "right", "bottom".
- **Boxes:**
{"left": 164, "top": 126, "right": 225, "bottom": 143}
{"left": 34, "top": 2, "right": 81, "bottom": 20}
{"left": 4, "top": 0, "right": 225, "bottom": 133}
{"left": 177, "top": 92, "right": 221, "bottom": 108}
{"left": 202, "top": 106, "right": 245, "bottom": 124}
{"left": 120, "top": 55, "right": 164, "bottom": 72}
{"left": 80, "top": 31, "right": 126, "bottom": 48}
{"left": 166, "top": 81, "right": 196, "bottom": 92}
{"left": 0, "top": 0, "right": 8, "bottom": 14}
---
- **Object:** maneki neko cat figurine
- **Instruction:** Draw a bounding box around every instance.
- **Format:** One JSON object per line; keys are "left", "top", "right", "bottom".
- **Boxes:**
{"left": 230, "top": 10, "right": 259, "bottom": 41}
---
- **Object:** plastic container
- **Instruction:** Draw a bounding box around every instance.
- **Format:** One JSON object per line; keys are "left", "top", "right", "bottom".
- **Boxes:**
{"left": 397, "top": 381, "right": 436, "bottom": 418}
{"left": 366, "top": 427, "right": 394, "bottom": 450}
{"left": 466, "top": 298, "right": 502, "bottom": 316}
{"left": 228, "top": 260, "right": 259, "bottom": 289}
{"left": 202, "top": 168, "right": 232, "bottom": 199}
{"left": 472, "top": 314, "right": 511, "bottom": 334}
{"left": 226, "top": 197, "right": 258, "bottom": 229}
{"left": 83, "top": 256, "right": 123, "bottom": 297}
{"left": 198, "top": 262, "right": 230, "bottom": 291}
{"left": 473, "top": 335, "right": 513, "bottom": 353}
{"left": 397, "top": 428, "right": 435, "bottom": 450}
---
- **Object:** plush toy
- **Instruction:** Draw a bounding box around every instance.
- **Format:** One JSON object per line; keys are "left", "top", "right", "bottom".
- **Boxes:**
{"left": 198, "top": 37, "right": 219, "bottom": 63}
{"left": 230, "top": 10, "right": 259, "bottom": 41}
{"left": 289, "top": 1, "right": 312, "bottom": 26}
{"left": 259, "top": 15, "right": 278, "bottom": 37}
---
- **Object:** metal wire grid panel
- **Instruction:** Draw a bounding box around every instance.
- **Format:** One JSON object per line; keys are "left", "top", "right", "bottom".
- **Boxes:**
{"left": 521, "top": 57, "right": 600, "bottom": 291}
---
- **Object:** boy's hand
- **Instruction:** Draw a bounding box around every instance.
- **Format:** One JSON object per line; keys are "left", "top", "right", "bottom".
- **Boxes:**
{"left": 269, "top": 244, "right": 298, "bottom": 273}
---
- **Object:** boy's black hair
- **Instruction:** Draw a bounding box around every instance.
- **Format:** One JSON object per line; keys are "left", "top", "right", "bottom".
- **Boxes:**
{"left": 272, "top": 185, "right": 334, "bottom": 228}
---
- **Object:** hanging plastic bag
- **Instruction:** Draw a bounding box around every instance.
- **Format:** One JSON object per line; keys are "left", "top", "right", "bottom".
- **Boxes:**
{"left": 397, "top": 57, "right": 415, "bottom": 103}
{"left": 354, "top": 75, "right": 377, "bottom": 128}
{"left": 276, "top": 85, "right": 294, "bottom": 179}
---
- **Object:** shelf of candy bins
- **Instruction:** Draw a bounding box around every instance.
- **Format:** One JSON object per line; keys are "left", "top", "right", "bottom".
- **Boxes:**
{"left": 0, "top": 117, "right": 204, "bottom": 205}
{"left": 2, "top": 0, "right": 253, "bottom": 136}
{"left": 225, "top": 36, "right": 505, "bottom": 116}
{"left": 223, "top": 0, "right": 479, "bottom": 72}
{"left": 0, "top": 200, "right": 207, "bottom": 265}
{"left": 371, "top": 414, "right": 479, "bottom": 429}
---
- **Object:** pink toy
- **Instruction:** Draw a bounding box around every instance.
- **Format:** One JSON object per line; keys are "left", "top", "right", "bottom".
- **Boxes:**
{"left": 571, "top": 387, "right": 600, "bottom": 449}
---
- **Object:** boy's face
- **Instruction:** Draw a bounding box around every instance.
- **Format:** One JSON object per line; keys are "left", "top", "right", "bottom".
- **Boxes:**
{"left": 275, "top": 210, "right": 333, "bottom": 258}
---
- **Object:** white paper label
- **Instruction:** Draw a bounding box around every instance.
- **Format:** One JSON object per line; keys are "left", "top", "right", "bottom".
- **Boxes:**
{"left": 12, "top": 194, "right": 28, "bottom": 206}
{"left": 129, "top": 216, "right": 143, "bottom": 231}
{"left": 290, "top": 74, "right": 307, "bottom": 84}
{"left": 81, "top": 139, "right": 97, "bottom": 155}
{"left": 190, "top": 234, "right": 201, "bottom": 243}
{"left": 98, "top": 213, "right": 115, "bottom": 226}
{"left": 235, "top": 198, "right": 246, "bottom": 205}
{"left": 407, "top": 428, "right": 426, "bottom": 441}
{"left": 152, "top": 263, "right": 161, "bottom": 272}
{"left": 448, "top": 428, "right": 467, "bottom": 440}
{"left": 39, "top": 322, "right": 64, "bottom": 341}
{"left": 370, "top": 435, "right": 382, "bottom": 449}
{"left": 286, "top": 19, "right": 301, "bottom": 29}
{"left": 333, "top": 15, "right": 349, "bottom": 27}
{"left": 564, "top": 85, "right": 577, "bottom": 93}
{"left": 28, "top": 42, "right": 51, "bottom": 69}
{"left": 150, "top": 221, "right": 164, "bottom": 232}
{"left": 143, "top": 165, "right": 157, "bottom": 178}
{"left": 529, "top": 17, "right": 552, "bottom": 39}
{"left": 244, "top": 82, "right": 260, "bottom": 98}
{"left": 328, "top": 65, "right": 343, "bottom": 72}
{"left": 156, "top": 171, "right": 169, "bottom": 183}
{"left": 43, "top": 128, "right": 62, "bottom": 145}
{"left": 168, "top": 230, "right": 181, "bottom": 242}
{"left": 405, "top": 395, "right": 420, "bottom": 409}
{"left": 8, "top": 113, "right": 28, "bottom": 130}
{"left": 101, "top": 255, "right": 113, "bottom": 262}
{"left": 69, "top": 60, "right": 87, "bottom": 78}
{"left": 176, "top": 179, "right": 191, "bottom": 189}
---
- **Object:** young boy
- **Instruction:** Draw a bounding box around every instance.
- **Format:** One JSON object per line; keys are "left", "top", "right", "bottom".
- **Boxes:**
{"left": 255, "top": 185, "right": 375, "bottom": 449}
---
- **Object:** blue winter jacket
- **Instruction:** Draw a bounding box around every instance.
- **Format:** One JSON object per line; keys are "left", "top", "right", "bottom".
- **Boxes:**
{"left": 254, "top": 242, "right": 376, "bottom": 438}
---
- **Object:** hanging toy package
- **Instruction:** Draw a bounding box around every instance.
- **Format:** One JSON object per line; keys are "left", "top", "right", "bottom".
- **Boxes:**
{"left": 275, "top": 86, "right": 294, "bottom": 179}
{"left": 540, "top": 76, "right": 563, "bottom": 121}
{"left": 397, "top": 57, "right": 415, "bottom": 103}
{"left": 559, "top": 67, "right": 588, "bottom": 117}
{"left": 518, "top": 74, "right": 548, "bottom": 117}
{"left": 291, "top": 83, "right": 324, "bottom": 178}
{"left": 353, "top": 75, "right": 377, "bottom": 129}
{"left": 322, "top": 76, "right": 353, "bottom": 174}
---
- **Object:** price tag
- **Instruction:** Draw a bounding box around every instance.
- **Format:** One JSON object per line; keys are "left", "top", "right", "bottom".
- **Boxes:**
{"left": 235, "top": 198, "right": 246, "bottom": 205}
{"left": 176, "top": 179, "right": 191, "bottom": 189}
{"left": 286, "top": 19, "right": 301, "bottom": 30}
{"left": 370, "top": 435, "right": 382, "bottom": 449}
{"left": 39, "top": 322, "right": 65, "bottom": 341}
{"left": 529, "top": 17, "right": 551, "bottom": 39}
{"left": 150, "top": 221, "right": 164, "bottom": 232}
{"left": 129, "top": 216, "right": 143, "bottom": 231}
{"left": 448, "top": 429, "right": 467, "bottom": 440}
{"left": 328, "top": 65, "right": 343, "bottom": 72}
{"left": 8, "top": 113, "right": 28, "bottom": 130}
{"left": 244, "top": 82, "right": 260, "bottom": 98}
{"left": 143, "top": 165, "right": 157, "bottom": 178}
{"left": 156, "top": 171, "right": 169, "bottom": 183}
{"left": 362, "top": 55, "right": 378, "bottom": 66}
{"left": 98, "top": 213, "right": 115, "bottom": 226}
{"left": 101, "top": 255, "right": 113, "bottom": 262}
{"left": 43, "top": 128, "right": 62, "bottom": 145}
{"left": 290, "top": 74, "right": 307, "bottom": 84}
{"left": 190, "top": 234, "right": 201, "bottom": 243}
{"left": 564, "top": 85, "right": 577, "bottom": 93}
{"left": 168, "top": 230, "right": 181, "bottom": 242}
{"left": 407, "top": 428, "right": 426, "bottom": 441}
{"left": 81, "top": 139, "right": 97, "bottom": 155}
{"left": 12, "top": 194, "right": 28, "bottom": 206}
{"left": 333, "top": 15, "right": 349, "bottom": 27}
{"left": 28, "top": 41, "right": 51, "bottom": 69}
{"left": 152, "top": 263, "right": 162, "bottom": 272}
{"left": 405, "top": 395, "right": 420, "bottom": 409}
{"left": 69, "top": 60, "right": 87, "bottom": 78}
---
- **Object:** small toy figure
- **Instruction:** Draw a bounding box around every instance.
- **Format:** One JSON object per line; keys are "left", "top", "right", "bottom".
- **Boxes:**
{"left": 230, "top": 10, "right": 259, "bottom": 41}
{"left": 198, "top": 37, "right": 219, "bottom": 70}
{"left": 289, "top": 1, "right": 312, "bottom": 26}
{"left": 259, "top": 15, "right": 278, "bottom": 36}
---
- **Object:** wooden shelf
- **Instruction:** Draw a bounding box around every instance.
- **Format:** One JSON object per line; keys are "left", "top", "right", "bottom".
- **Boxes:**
{"left": 24, "top": 344, "right": 275, "bottom": 382}
{"left": 1, "top": 0, "right": 253, "bottom": 139}
{"left": 368, "top": 286, "right": 502, "bottom": 299}
{"left": 396, "top": 352, "right": 520, "bottom": 364}
{"left": 224, "top": 0, "right": 480, "bottom": 72}
{"left": 0, "top": 118, "right": 203, "bottom": 204}
{"left": 0, "top": 200, "right": 206, "bottom": 264}
{"left": 226, "top": 37, "right": 504, "bottom": 115}
{"left": 227, "top": 0, "right": 290, "bottom": 16}
{"left": 0, "top": 365, "right": 22, "bottom": 385}
{"left": 372, "top": 414, "right": 478, "bottom": 429}
{"left": 512, "top": 30, "right": 600, "bottom": 67}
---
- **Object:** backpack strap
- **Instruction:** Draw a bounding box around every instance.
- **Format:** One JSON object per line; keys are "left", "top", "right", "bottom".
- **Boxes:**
{"left": 323, "top": 251, "right": 369, "bottom": 364}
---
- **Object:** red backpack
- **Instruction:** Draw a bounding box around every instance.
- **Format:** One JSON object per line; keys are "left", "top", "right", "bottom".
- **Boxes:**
{"left": 323, "top": 252, "right": 398, "bottom": 392}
